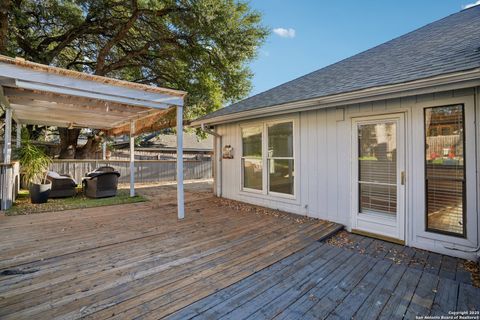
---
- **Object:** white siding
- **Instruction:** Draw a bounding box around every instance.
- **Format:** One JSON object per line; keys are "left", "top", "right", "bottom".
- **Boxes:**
{"left": 216, "top": 87, "right": 480, "bottom": 259}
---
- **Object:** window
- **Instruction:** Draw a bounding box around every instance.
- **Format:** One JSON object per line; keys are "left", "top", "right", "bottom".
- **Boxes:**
{"left": 424, "top": 105, "right": 465, "bottom": 237}
{"left": 268, "top": 122, "right": 294, "bottom": 195}
{"left": 242, "top": 127, "right": 263, "bottom": 190}
{"left": 241, "top": 120, "right": 295, "bottom": 196}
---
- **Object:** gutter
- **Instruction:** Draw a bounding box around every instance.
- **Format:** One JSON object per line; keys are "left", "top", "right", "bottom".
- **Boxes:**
{"left": 192, "top": 68, "right": 480, "bottom": 126}
{"left": 200, "top": 124, "right": 222, "bottom": 197}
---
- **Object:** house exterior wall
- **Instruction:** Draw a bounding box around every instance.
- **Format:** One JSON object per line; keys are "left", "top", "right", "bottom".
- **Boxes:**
{"left": 215, "top": 87, "right": 480, "bottom": 260}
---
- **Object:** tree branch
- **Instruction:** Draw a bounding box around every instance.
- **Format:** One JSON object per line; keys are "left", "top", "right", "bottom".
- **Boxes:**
{"left": 95, "top": 0, "right": 140, "bottom": 75}
{"left": 101, "top": 42, "right": 150, "bottom": 74}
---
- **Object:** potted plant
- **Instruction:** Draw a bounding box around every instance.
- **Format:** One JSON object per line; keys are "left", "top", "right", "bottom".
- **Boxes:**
{"left": 17, "top": 141, "right": 52, "bottom": 204}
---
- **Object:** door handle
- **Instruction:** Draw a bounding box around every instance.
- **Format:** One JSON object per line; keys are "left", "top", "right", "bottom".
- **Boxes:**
{"left": 401, "top": 171, "right": 406, "bottom": 185}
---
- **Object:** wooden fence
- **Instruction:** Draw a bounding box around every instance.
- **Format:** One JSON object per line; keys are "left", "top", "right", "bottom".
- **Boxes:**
{"left": 49, "top": 159, "right": 212, "bottom": 185}
{"left": 426, "top": 135, "right": 462, "bottom": 157}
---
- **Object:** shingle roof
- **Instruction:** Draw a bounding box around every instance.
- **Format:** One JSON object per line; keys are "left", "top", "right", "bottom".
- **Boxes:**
{"left": 199, "top": 6, "right": 480, "bottom": 122}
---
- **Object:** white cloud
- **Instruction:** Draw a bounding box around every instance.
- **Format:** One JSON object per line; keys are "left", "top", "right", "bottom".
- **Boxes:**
{"left": 462, "top": 0, "right": 480, "bottom": 9}
{"left": 273, "top": 27, "right": 296, "bottom": 38}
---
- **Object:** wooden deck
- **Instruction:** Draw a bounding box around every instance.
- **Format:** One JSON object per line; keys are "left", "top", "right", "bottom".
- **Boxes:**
{"left": 0, "top": 183, "right": 341, "bottom": 319}
{"left": 169, "top": 236, "right": 480, "bottom": 320}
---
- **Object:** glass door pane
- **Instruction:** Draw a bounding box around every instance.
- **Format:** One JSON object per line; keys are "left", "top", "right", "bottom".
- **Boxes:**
{"left": 358, "top": 122, "right": 397, "bottom": 216}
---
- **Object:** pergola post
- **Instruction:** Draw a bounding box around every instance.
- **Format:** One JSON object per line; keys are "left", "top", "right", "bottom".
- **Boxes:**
{"left": 102, "top": 141, "right": 107, "bottom": 160}
{"left": 16, "top": 122, "right": 21, "bottom": 148}
{"left": 3, "top": 107, "right": 12, "bottom": 164}
{"left": 176, "top": 105, "right": 184, "bottom": 219}
{"left": 129, "top": 121, "right": 135, "bottom": 197}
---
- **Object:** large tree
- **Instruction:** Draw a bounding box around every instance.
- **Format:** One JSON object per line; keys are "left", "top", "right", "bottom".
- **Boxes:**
{"left": 1, "top": 0, "right": 267, "bottom": 158}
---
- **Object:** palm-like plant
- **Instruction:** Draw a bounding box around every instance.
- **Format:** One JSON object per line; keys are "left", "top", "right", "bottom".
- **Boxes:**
{"left": 17, "top": 140, "right": 52, "bottom": 186}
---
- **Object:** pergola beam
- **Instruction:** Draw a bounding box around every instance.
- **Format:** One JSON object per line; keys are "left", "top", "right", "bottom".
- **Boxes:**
{"left": 7, "top": 96, "right": 141, "bottom": 117}
{"left": 15, "top": 80, "right": 173, "bottom": 109}
{"left": 4, "top": 87, "right": 151, "bottom": 113}
{"left": 12, "top": 109, "right": 120, "bottom": 129}
{"left": 13, "top": 118, "right": 107, "bottom": 130}
{"left": 11, "top": 104, "right": 128, "bottom": 122}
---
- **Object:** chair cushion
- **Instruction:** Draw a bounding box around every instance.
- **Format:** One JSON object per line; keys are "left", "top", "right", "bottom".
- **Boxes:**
{"left": 48, "top": 171, "right": 77, "bottom": 185}
{"left": 48, "top": 171, "right": 62, "bottom": 178}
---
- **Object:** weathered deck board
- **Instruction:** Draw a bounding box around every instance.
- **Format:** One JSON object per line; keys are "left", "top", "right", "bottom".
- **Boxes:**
{"left": 328, "top": 260, "right": 392, "bottom": 319}
{"left": 430, "top": 277, "right": 459, "bottom": 316}
{"left": 353, "top": 263, "right": 408, "bottom": 319}
{"left": 168, "top": 241, "right": 480, "bottom": 320}
{"left": 166, "top": 243, "right": 324, "bottom": 320}
{"left": 404, "top": 271, "right": 439, "bottom": 318}
{"left": 214, "top": 246, "right": 346, "bottom": 320}
{"left": 1, "top": 183, "right": 479, "bottom": 319}
{"left": 0, "top": 183, "right": 340, "bottom": 320}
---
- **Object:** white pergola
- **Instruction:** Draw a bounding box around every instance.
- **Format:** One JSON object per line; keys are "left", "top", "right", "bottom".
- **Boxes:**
{"left": 0, "top": 56, "right": 186, "bottom": 218}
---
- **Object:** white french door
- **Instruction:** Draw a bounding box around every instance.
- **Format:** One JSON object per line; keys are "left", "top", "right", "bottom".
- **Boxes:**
{"left": 352, "top": 113, "right": 406, "bottom": 241}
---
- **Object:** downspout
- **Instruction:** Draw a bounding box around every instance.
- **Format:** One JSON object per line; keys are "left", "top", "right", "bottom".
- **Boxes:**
{"left": 200, "top": 123, "right": 222, "bottom": 197}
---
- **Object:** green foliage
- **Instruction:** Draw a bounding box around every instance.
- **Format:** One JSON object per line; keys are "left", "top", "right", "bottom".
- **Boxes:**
{"left": 17, "top": 138, "right": 52, "bottom": 186}
{"left": 4, "top": 0, "right": 268, "bottom": 120}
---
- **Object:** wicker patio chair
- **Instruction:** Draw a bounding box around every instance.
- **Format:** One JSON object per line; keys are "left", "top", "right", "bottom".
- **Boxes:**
{"left": 82, "top": 166, "right": 121, "bottom": 198}
{"left": 47, "top": 171, "right": 78, "bottom": 198}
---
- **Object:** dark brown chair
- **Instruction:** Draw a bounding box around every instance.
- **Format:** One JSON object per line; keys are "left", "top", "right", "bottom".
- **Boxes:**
{"left": 47, "top": 172, "right": 77, "bottom": 198}
{"left": 82, "top": 166, "right": 120, "bottom": 198}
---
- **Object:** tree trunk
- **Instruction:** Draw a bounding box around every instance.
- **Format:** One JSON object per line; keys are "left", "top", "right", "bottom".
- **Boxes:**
{"left": 0, "top": 0, "right": 11, "bottom": 54}
{"left": 58, "top": 128, "right": 80, "bottom": 159}
{"left": 58, "top": 128, "right": 102, "bottom": 159}
{"left": 25, "top": 125, "right": 44, "bottom": 141}
{"left": 75, "top": 134, "right": 102, "bottom": 159}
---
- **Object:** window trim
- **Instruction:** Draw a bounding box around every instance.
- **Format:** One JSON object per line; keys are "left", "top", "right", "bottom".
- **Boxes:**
{"left": 423, "top": 103, "right": 467, "bottom": 238}
{"left": 239, "top": 117, "right": 297, "bottom": 200}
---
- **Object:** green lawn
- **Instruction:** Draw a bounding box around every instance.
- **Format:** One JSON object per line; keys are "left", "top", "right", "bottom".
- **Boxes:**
{"left": 6, "top": 189, "right": 147, "bottom": 216}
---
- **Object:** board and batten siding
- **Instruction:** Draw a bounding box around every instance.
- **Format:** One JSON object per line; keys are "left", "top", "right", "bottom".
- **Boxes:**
{"left": 216, "top": 87, "right": 480, "bottom": 259}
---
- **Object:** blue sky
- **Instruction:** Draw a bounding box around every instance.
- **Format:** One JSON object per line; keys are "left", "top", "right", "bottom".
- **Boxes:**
{"left": 247, "top": 0, "right": 479, "bottom": 96}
